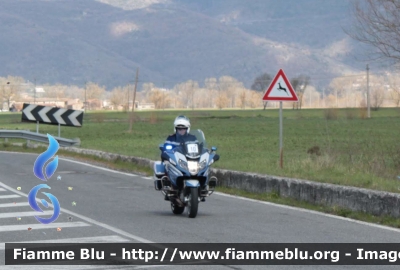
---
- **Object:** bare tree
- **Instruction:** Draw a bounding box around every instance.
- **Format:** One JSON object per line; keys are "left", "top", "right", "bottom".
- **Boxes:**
{"left": 0, "top": 76, "right": 24, "bottom": 110}
{"left": 190, "top": 80, "right": 197, "bottom": 110}
{"left": 238, "top": 89, "right": 247, "bottom": 109}
{"left": 391, "top": 88, "right": 400, "bottom": 107}
{"left": 66, "top": 85, "right": 84, "bottom": 99}
{"left": 371, "top": 87, "right": 385, "bottom": 110}
{"left": 149, "top": 88, "right": 164, "bottom": 109}
{"left": 205, "top": 78, "right": 218, "bottom": 108}
{"left": 171, "top": 83, "right": 184, "bottom": 109}
{"left": 328, "top": 76, "right": 356, "bottom": 108}
{"left": 386, "top": 73, "right": 400, "bottom": 106}
{"left": 346, "top": 0, "right": 400, "bottom": 63}
{"left": 291, "top": 75, "right": 310, "bottom": 109}
{"left": 85, "top": 82, "right": 106, "bottom": 100}
{"left": 109, "top": 86, "right": 127, "bottom": 110}
{"left": 172, "top": 80, "right": 198, "bottom": 109}
{"left": 251, "top": 73, "right": 272, "bottom": 110}
{"left": 215, "top": 91, "right": 229, "bottom": 110}
{"left": 218, "top": 76, "right": 244, "bottom": 108}
{"left": 44, "top": 83, "right": 68, "bottom": 99}
{"left": 248, "top": 91, "right": 262, "bottom": 108}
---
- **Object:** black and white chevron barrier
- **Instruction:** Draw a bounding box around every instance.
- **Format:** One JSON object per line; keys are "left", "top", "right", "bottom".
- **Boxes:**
{"left": 21, "top": 103, "right": 84, "bottom": 127}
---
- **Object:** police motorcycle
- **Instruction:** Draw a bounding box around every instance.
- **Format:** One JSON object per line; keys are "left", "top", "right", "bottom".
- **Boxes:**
{"left": 153, "top": 129, "right": 219, "bottom": 218}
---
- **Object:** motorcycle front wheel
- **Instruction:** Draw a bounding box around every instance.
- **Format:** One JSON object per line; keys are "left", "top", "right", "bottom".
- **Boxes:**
{"left": 187, "top": 188, "right": 199, "bottom": 218}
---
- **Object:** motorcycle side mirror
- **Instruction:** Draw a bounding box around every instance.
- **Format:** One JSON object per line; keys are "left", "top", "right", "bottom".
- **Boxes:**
{"left": 211, "top": 146, "right": 217, "bottom": 152}
{"left": 213, "top": 154, "right": 220, "bottom": 162}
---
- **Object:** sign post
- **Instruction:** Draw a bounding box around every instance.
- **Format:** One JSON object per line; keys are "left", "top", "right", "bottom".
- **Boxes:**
{"left": 262, "top": 69, "right": 298, "bottom": 168}
{"left": 279, "top": 101, "right": 283, "bottom": 168}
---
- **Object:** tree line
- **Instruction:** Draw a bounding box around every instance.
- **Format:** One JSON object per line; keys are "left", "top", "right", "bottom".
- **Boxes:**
{"left": 1, "top": 70, "right": 400, "bottom": 111}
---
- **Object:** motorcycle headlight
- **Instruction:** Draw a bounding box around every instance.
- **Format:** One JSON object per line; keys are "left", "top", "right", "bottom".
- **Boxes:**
{"left": 165, "top": 145, "right": 173, "bottom": 150}
{"left": 199, "top": 159, "right": 207, "bottom": 170}
{"left": 187, "top": 161, "right": 199, "bottom": 175}
{"left": 178, "top": 159, "right": 188, "bottom": 170}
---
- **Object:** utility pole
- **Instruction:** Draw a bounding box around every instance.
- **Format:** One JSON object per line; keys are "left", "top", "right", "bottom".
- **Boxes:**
{"left": 367, "top": 64, "right": 370, "bottom": 118}
{"left": 127, "top": 83, "right": 130, "bottom": 112}
{"left": 128, "top": 68, "right": 139, "bottom": 133}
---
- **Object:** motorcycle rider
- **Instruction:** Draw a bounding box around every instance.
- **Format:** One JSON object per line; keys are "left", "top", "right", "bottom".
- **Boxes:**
{"left": 162, "top": 115, "right": 198, "bottom": 159}
{"left": 161, "top": 115, "right": 201, "bottom": 200}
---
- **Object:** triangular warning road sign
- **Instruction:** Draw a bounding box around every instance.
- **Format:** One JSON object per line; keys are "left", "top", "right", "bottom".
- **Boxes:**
{"left": 262, "top": 69, "right": 299, "bottom": 101}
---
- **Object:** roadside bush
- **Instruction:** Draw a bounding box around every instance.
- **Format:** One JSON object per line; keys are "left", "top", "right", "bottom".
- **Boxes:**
{"left": 324, "top": 108, "right": 338, "bottom": 120}
{"left": 150, "top": 112, "right": 158, "bottom": 124}
{"left": 93, "top": 113, "right": 105, "bottom": 123}
{"left": 307, "top": 145, "right": 321, "bottom": 157}
{"left": 359, "top": 100, "right": 368, "bottom": 119}
{"left": 345, "top": 109, "right": 355, "bottom": 119}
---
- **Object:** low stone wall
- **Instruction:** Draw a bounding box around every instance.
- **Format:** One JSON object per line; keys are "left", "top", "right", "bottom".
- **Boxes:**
{"left": 212, "top": 168, "right": 400, "bottom": 218}
{"left": 60, "top": 146, "right": 155, "bottom": 169}
{"left": 49, "top": 145, "right": 400, "bottom": 218}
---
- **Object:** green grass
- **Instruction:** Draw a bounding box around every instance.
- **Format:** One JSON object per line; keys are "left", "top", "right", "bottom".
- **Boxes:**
{"left": 1, "top": 107, "right": 400, "bottom": 193}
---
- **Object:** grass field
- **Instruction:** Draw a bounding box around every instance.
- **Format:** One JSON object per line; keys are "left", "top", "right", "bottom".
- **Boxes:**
{"left": 1, "top": 107, "right": 400, "bottom": 193}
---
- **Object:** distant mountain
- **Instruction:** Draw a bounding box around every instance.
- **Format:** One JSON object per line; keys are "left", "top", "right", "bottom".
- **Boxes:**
{"left": 0, "top": 0, "right": 367, "bottom": 90}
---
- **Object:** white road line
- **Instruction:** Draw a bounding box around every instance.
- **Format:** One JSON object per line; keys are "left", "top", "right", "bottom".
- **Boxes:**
{"left": 0, "top": 210, "right": 56, "bottom": 219}
{"left": 58, "top": 157, "right": 138, "bottom": 177}
{"left": 0, "top": 194, "right": 20, "bottom": 199}
{"left": 0, "top": 182, "right": 154, "bottom": 244}
{"left": 0, "top": 202, "right": 30, "bottom": 208}
{"left": 0, "top": 235, "right": 130, "bottom": 250}
{"left": 0, "top": 221, "right": 90, "bottom": 232}
{"left": 0, "top": 187, "right": 6, "bottom": 191}
{"left": 0, "top": 151, "right": 141, "bottom": 177}
{"left": 51, "top": 208, "right": 153, "bottom": 243}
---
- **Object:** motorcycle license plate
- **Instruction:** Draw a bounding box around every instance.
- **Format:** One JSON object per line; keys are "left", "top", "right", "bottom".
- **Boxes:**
{"left": 187, "top": 144, "right": 198, "bottom": 153}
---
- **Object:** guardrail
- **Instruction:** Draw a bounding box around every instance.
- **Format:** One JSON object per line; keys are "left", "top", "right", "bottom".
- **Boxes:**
{"left": 0, "top": 130, "right": 80, "bottom": 147}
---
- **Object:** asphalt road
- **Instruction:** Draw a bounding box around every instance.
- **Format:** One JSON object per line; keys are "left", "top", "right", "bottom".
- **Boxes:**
{"left": 1, "top": 151, "right": 400, "bottom": 270}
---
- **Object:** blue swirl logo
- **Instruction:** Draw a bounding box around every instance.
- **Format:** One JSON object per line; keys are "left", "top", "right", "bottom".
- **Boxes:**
{"left": 28, "top": 134, "right": 61, "bottom": 224}
{"left": 28, "top": 184, "right": 60, "bottom": 224}
{"left": 33, "top": 134, "right": 59, "bottom": 181}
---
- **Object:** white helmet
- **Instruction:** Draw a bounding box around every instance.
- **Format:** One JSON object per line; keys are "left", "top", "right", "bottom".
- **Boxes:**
{"left": 174, "top": 115, "right": 191, "bottom": 133}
